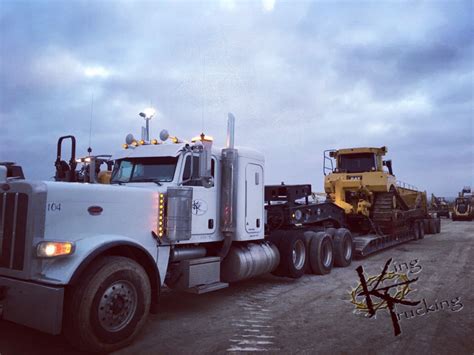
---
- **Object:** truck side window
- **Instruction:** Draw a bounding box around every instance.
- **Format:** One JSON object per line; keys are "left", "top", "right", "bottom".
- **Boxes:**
{"left": 114, "top": 160, "right": 133, "bottom": 182}
{"left": 182, "top": 156, "right": 201, "bottom": 186}
{"left": 182, "top": 156, "right": 216, "bottom": 186}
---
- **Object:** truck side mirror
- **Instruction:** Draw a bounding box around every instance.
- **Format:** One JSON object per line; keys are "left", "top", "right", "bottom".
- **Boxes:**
{"left": 197, "top": 140, "right": 214, "bottom": 188}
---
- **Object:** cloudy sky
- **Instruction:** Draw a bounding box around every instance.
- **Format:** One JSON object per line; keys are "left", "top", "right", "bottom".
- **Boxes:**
{"left": 1, "top": 0, "right": 472, "bottom": 197}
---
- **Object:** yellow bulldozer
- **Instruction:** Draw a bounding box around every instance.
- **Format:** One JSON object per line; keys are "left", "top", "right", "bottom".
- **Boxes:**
{"left": 430, "top": 193, "right": 450, "bottom": 218}
{"left": 452, "top": 186, "right": 474, "bottom": 221}
{"left": 323, "top": 147, "right": 439, "bottom": 248}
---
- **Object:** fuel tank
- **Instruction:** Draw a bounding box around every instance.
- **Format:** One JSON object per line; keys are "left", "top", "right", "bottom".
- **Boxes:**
{"left": 221, "top": 242, "right": 279, "bottom": 283}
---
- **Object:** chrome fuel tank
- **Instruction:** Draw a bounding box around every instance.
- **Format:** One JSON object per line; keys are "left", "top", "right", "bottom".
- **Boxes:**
{"left": 221, "top": 242, "right": 279, "bottom": 283}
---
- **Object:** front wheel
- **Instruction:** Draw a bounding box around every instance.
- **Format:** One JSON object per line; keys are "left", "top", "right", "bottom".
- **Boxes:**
{"left": 64, "top": 256, "right": 152, "bottom": 353}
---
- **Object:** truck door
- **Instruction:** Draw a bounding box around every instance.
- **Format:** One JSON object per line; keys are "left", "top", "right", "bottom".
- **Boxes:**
{"left": 245, "top": 163, "right": 263, "bottom": 233}
{"left": 181, "top": 154, "right": 217, "bottom": 236}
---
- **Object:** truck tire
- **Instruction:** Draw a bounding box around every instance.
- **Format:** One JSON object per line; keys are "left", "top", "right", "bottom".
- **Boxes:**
{"left": 435, "top": 218, "right": 441, "bottom": 233}
{"left": 277, "top": 232, "right": 307, "bottom": 278}
{"left": 412, "top": 221, "right": 420, "bottom": 240}
{"left": 64, "top": 256, "right": 152, "bottom": 353}
{"left": 307, "top": 231, "right": 333, "bottom": 275}
{"left": 418, "top": 220, "right": 425, "bottom": 239}
{"left": 423, "top": 219, "right": 430, "bottom": 234}
{"left": 325, "top": 227, "right": 337, "bottom": 239}
{"left": 269, "top": 231, "right": 287, "bottom": 276}
{"left": 333, "top": 228, "right": 353, "bottom": 267}
{"left": 428, "top": 219, "right": 436, "bottom": 235}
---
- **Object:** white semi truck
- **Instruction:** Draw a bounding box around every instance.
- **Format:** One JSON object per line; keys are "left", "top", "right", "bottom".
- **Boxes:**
{"left": 0, "top": 113, "right": 423, "bottom": 352}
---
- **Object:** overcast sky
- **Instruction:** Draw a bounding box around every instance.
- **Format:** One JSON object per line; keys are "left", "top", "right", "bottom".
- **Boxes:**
{"left": 1, "top": 0, "right": 472, "bottom": 197}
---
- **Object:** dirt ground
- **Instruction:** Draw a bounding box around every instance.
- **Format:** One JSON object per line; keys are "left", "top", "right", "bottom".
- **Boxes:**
{"left": 0, "top": 219, "right": 473, "bottom": 354}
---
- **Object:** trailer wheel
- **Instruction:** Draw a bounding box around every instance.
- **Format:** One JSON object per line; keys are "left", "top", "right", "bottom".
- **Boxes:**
{"left": 307, "top": 232, "right": 333, "bottom": 275}
{"left": 279, "top": 233, "right": 307, "bottom": 278}
{"left": 418, "top": 220, "right": 425, "bottom": 239}
{"left": 333, "top": 228, "right": 352, "bottom": 267}
{"left": 412, "top": 221, "right": 420, "bottom": 240}
{"left": 268, "top": 231, "right": 286, "bottom": 276}
{"left": 325, "top": 227, "right": 337, "bottom": 239}
{"left": 64, "top": 256, "right": 151, "bottom": 353}
{"left": 423, "top": 219, "right": 430, "bottom": 234}
{"left": 435, "top": 218, "right": 441, "bottom": 233}
{"left": 428, "top": 219, "right": 437, "bottom": 234}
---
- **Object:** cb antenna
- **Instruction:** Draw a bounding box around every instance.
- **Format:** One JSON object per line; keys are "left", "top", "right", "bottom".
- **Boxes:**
{"left": 88, "top": 94, "right": 94, "bottom": 155}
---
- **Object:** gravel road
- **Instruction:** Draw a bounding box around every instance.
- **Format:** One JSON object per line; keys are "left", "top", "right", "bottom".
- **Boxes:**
{"left": 0, "top": 219, "right": 472, "bottom": 354}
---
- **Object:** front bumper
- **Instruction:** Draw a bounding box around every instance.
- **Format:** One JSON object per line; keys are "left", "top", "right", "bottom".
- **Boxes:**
{"left": 0, "top": 276, "right": 64, "bottom": 335}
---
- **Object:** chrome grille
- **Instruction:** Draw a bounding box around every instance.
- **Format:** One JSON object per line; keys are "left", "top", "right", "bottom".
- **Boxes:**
{"left": 0, "top": 192, "right": 29, "bottom": 271}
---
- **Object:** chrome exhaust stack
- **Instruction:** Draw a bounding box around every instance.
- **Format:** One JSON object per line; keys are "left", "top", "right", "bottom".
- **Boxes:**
{"left": 226, "top": 113, "right": 235, "bottom": 149}
{"left": 219, "top": 113, "right": 238, "bottom": 258}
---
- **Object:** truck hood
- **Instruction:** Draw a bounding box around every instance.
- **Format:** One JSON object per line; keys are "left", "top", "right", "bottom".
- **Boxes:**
{"left": 43, "top": 181, "right": 161, "bottom": 242}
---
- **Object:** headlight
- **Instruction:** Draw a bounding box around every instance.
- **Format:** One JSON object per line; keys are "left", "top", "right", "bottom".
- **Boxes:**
{"left": 36, "top": 241, "right": 75, "bottom": 258}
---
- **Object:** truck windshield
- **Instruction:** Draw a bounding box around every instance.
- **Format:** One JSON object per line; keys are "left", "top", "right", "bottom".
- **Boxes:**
{"left": 338, "top": 153, "right": 376, "bottom": 173}
{"left": 111, "top": 157, "right": 179, "bottom": 183}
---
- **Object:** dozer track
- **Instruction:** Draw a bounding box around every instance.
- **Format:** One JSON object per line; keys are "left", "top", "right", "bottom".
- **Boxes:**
{"left": 353, "top": 187, "right": 417, "bottom": 258}
{"left": 371, "top": 188, "right": 407, "bottom": 234}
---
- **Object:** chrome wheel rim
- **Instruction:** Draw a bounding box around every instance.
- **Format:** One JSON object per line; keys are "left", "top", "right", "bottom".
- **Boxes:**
{"left": 344, "top": 238, "right": 352, "bottom": 260}
{"left": 322, "top": 241, "right": 332, "bottom": 267}
{"left": 98, "top": 280, "right": 138, "bottom": 332}
{"left": 292, "top": 239, "right": 306, "bottom": 270}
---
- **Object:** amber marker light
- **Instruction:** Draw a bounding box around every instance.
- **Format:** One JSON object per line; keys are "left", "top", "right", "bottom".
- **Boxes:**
{"left": 158, "top": 193, "right": 166, "bottom": 237}
{"left": 191, "top": 134, "right": 214, "bottom": 142}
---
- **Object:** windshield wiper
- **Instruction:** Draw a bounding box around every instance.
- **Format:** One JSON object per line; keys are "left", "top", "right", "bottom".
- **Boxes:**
{"left": 130, "top": 178, "right": 163, "bottom": 186}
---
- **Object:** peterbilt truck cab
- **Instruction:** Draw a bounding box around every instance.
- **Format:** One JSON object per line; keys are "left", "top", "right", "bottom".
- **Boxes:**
{"left": 0, "top": 114, "right": 281, "bottom": 352}
{"left": 110, "top": 141, "right": 265, "bottom": 244}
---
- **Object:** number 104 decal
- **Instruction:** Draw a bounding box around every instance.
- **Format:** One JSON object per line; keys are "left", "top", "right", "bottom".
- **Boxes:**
{"left": 47, "top": 202, "right": 62, "bottom": 212}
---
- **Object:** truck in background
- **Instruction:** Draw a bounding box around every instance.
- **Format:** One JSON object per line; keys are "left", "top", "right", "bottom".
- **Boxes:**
{"left": 0, "top": 114, "right": 438, "bottom": 352}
